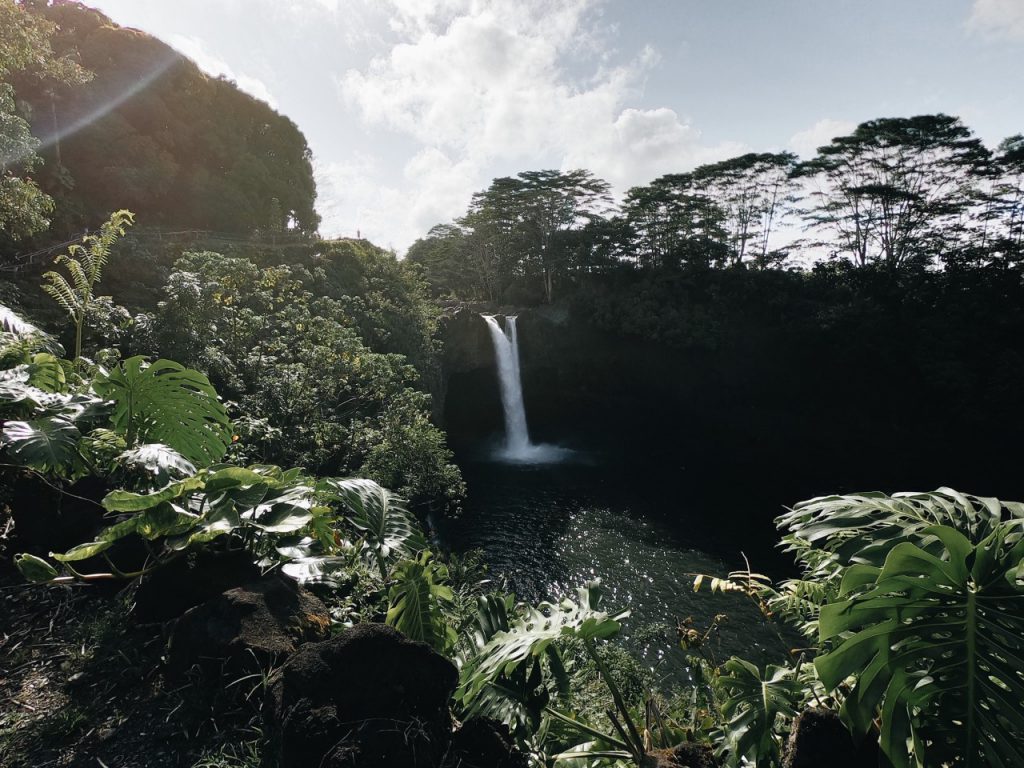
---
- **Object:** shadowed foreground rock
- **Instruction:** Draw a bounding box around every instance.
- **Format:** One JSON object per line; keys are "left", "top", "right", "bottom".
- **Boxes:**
{"left": 166, "top": 575, "right": 328, "bottom": 681}
{"left": 784, "top": 708, "right": 878, "bottom": 768}
{"left": 133, "top": 549, "right": 260, "bottom": 623}
{"left": 648, "top": 742, "right": 719, "bottom": 767}
{"left": 447, "top": 717, "right": 528, "bottom": 768}
{"left": 262, "top": 623, "right": 458, "bottom": 768}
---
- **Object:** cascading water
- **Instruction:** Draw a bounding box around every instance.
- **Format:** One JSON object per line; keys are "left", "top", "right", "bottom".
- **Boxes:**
{"left": 483, "top": 314, "right": 531, "bottom": 455}
{"left": 482, "top": 314, "right": 568, "bottom": 463}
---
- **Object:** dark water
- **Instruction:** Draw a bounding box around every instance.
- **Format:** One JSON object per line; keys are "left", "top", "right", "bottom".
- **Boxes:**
{"left": 442, "top": 445, "right": 794, "bottom": 680}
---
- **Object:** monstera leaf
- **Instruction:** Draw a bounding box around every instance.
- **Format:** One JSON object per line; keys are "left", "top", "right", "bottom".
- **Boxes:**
{"left": 1, "top": 417, "right": 84, "bottom": 475}
{"left": 318, "top": 477, "right": 425, "bottom": 578}
{"left": 93, "top": 356, "right": 231, "bottom": 467}
{"left": 385, "top": 552, "right": 456, "bottom": 651}
{"left": 0, "top": 304, "right": 41, "bottom": 337}
{"left": 457, "top": 581, "right": 629, "bottom": 714}
{"left": 778, "top": 488, "right": 1024, "bottom": 577}
{"left": 717, "top": 658, "right": 803, "bottom": 768}
{"left": 116, "top": 444, "right": 196, "bottom": 487}
{"left": 815, "top": 524, "right": 1024, "bottom": 768}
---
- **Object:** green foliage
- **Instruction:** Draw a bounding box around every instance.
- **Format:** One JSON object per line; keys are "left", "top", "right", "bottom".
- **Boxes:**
{"left": 0, "top": 0, "right": 89, "bottom": 245}
{"left": 778, "top": 488, "right": 1024, "bottom": 579}
{"left": 716, "top": 659, "right": 802, "bottom": 767}
{"left": 93, "top": 355, "right": 231, "bottom": 468}
{"left": 1, "top": 416, "right": 83, "bottom": 475}
{"left": 318, "top": 477, "right": 425, "bottom": 579}
{"left": 457, "top": 581, "right": 629, "bottom": 712}
{"left": 154, "top": 251, "right": 463, "bottom": 512}
{"left": 815, "top": 524, "right": 1024, "bottom": 768}
{"left": 41, "top": 210, "right": 134, "bottom": 360}
{"left": 385, "top": 551, "right": 456, "bottom": 652}
{"left": 9, "top": 2, "right": 318, "bottom": 237}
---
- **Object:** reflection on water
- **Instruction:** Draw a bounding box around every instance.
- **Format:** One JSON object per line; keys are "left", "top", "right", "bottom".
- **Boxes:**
{"left": 442, "top": 455, "right": 792, "bottom": 682}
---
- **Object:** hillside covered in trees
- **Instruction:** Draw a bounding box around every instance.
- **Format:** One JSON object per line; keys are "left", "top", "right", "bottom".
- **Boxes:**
{"left": 1, "top": 0, "right": 318, "bottom": 257}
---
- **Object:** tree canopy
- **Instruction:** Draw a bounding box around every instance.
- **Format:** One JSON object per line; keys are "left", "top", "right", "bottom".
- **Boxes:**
{"left": 6, "top": 1, "right": 319, "bottom": 241}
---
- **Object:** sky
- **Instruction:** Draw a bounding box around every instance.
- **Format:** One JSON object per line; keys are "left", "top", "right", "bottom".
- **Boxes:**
{"left": 85, "top": 0, "right": 1024, "bottom": 252}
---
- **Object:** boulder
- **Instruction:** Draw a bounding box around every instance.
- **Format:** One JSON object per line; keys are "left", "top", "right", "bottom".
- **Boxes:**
{"left": 165, "top": 575, "right": 329, "bottom": 681}
{"left": 783, "top": 708, "right": 878, "bottom": 768}
{"left": 133, "top": 549, "right": 260, "bottom": 623}
{"left": 647, "top": 742, "right": 719, "bottom": 767}
{"left": 446, "top": 718, "right": 527, "bottom": 768}
{"left": 262, "top": 622, "right": 458, "bottom": 768}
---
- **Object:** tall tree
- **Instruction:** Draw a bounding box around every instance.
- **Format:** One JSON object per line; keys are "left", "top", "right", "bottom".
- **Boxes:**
{"left": 795, "top": 115, "right": 990, "bottom": 270}
{"left": 622, "top": 173, "right": 728, "bottom": 270}
{"left": 984, "top": 135, "right": 1024, "bottom": 263}
{"left": 0, "top": 0, "right": 88, "bottom": 246}
{"left": 691, "top": 152, "right": 799, "bottom": 267}
{"left": 465, "top": 169, "right": 611, "bottom": 302}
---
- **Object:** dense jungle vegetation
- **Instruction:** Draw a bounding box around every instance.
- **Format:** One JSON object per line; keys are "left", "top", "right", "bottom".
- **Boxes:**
{"left": 2, "top": 2, "right": 1024, "bottom": 768}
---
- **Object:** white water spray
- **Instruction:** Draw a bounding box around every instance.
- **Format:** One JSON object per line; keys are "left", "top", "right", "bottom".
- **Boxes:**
{"left": 482, "top": 314, "right": 568, "bottom": 463}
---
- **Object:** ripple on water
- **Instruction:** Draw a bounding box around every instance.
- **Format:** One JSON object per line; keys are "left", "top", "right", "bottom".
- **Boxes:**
{"left": 445, "top": 459, "right": 791, "bottom": 684}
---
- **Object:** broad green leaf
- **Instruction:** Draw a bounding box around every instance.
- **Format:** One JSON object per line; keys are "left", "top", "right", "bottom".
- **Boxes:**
{"left": 814, "top": 523, "right": 1024, "bottom": 768}
{"left": 717, "top": 658, "right": 802, "bottom": 767}
{"left": 1, "top": 417, "right": 83, "bottom": 475}
{"left": 386, "top": 552, "right": 455, "bottom": 651}
{"left": 319, "top": 477, "right": 425, "bottom": 574}
{"left": 15, "top": 553, "right": 59, "bottom": 583}
{"left": 116, "top": 444, "right": 196, "bottom": 485}
{"left": 102, "top": 474, "right": 206, "bottom": 512}
{"left": 456, "top": 580, "right": 629, "bottom": 716}
{"left": 93, "top": 356, "right": 232, "bottom": 467}
{"left": 52, "top": 539, "right": 114, "bottom": 562}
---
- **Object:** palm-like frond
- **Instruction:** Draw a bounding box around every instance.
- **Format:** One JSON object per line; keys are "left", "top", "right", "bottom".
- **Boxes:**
{"left": 777, "top": 488, "right": 1024, "bottom": 576}
{"left": 40, "top": 272, "right": 80, "bottom": 320}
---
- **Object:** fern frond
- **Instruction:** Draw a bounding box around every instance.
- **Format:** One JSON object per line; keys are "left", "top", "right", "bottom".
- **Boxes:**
{"left": 41, "top": 274, "right": 80, "bottom": 319}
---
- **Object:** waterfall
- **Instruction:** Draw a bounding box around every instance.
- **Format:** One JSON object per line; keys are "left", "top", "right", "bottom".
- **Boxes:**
{"left": 481, "top": 313, "right": 570, "bottom": 463}
{"left": 483, "top": 314, "right": 532, "bottom": 457}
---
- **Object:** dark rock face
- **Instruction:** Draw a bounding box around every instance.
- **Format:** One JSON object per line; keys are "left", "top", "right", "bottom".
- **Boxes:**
{"left": 446, "top": 718, "right": 527, "bottom": 768}
{"left": 784, "top": 708, "right": 877, "bottom": 768}
{"left": 262, "top": 623, "right": 458, "bottom": 768}
{"left": 133, "top": 549, "right": 260, "bottom": 623}
{"left": 648, "top": 742, "right": 719, "bottom": 767}
{"left": 9, "top": 474, "right": 106, "bottom": 552}
{"left": 165, "top": 575, "right": 328, "bottom": 681}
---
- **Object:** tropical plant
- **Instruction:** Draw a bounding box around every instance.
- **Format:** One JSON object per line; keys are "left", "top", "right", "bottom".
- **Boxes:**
{"left": 456, "top": 581, "right": 652, "bottom": 764}
{"left": 716, "top": 658, "right": 803, "bottom": 767}
{"left": 41, "top": 210, "right": 134, "bottom": 361}
{"left": 778, "top": 488, "right": 1024, "bottom": 578}
{"left": 14, "top": 463, "right": 317, "bottom": 583}
{"left": 318, "top": 477, "right": 425, "bottom": 580}
{"left": 385, "top": 551, "right": 456, "bottom": 652}
{"left": 814, "top": 523, "right": 1024, "bottom": 768}
{"left": 92, "top": 356, "right": 231, "bottom": 468}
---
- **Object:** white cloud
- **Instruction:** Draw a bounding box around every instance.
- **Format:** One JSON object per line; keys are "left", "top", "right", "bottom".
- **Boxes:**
{"left": 338, "top": 0, "right": 739, "bottom": 249}
{"left": 966, "top": 0, "right": 1024, "bottom": 40}
{"left": 166, "top": 34, "right": 278, "bottom": 109}
{"left": 788, "top": 118, "right": 855, "bottom": 158}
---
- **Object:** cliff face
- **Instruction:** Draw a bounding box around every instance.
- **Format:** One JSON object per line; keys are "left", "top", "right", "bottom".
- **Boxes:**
{"left": 438, "top": 303, "right": 698, "bottom": 451}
